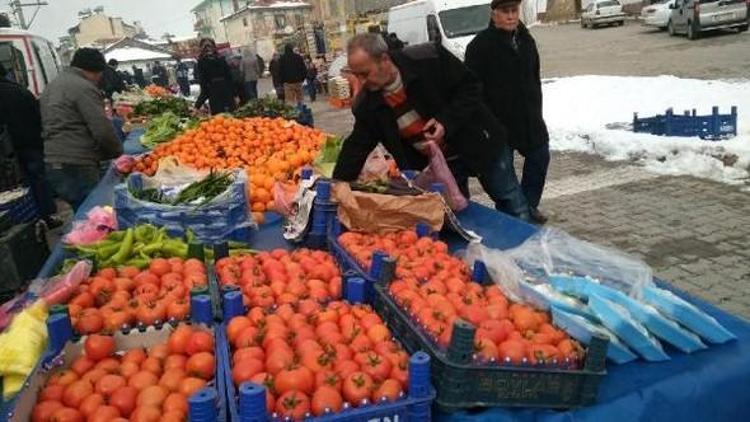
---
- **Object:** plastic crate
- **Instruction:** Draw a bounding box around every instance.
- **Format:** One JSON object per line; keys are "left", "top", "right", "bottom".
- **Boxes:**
{"left": 3, "top": 301, "right": 226, "bottom": 422}
{"left": 218, "top": 291, "right": 436, "bottom": 422}
{"left": 633, "top": 106, "right": 738, "bottom": 140}
{"left": 0, "top": 187, "right": 39, "bottom": 224}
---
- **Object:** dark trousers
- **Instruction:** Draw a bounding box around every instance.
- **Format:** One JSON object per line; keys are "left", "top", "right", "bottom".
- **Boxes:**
{"left": 448, "top": 144, "right": 531, "bottom": 221}
{"left": 45, "top": 163, "right": 100, "bottom": 212}
{"left": 16, "top": 149, "right": 56, "bottom": 218}
{"left": 244, "top": 81, "right": 258, "bottom": 102}
{"left": 514, "top": 143, "right": 550, "bottom": 209}
{"left": 178, "top": 78, "right": 190, "bottom": 96}
{"left": 274, "top": 84, "right": 285, "bottom": 101}
{"left": 306, "top": 78, "right": 317, "bottom": 101}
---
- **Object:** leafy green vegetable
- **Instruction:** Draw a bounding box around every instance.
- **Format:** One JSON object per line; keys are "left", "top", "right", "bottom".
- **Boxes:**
{"left": 234, "top": 96, "right": 301, "bottom": 120}
{"left": 130, "top": 171, "right": 234, "bottom": 207}
{"left": 140, "top": 112, "right": 186, "bottom": 149}
{"left": 132, "top": 97, "right": 192, "bottom": 119}
{"left": 313, "top": 136, "right": 343, "bottom": 178}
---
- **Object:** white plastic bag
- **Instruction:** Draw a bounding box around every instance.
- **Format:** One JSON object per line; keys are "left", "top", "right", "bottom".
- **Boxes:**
{"left": 460, "top": 241, "right": 524, "bottom": 302}
{"left": 506, "top": 228, "right": 654, "bottom": 299}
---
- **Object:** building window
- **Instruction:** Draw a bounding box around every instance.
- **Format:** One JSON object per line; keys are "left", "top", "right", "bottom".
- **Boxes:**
{"left": 243, "top": 17, "right": 248, "bottom": 27}
{"left": 274, "top": 14, "right": 287, "bottom": 30}
{"left": 295, "top": 14, "right": 304, "bottom": 27}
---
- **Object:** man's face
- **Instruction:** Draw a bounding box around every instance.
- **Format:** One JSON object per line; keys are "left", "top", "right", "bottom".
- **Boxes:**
{"left": 492, "top": 4, "right": 521, "bottom": 31}
{"left": 347, "top": 48, "right": 394, "bottom": 92}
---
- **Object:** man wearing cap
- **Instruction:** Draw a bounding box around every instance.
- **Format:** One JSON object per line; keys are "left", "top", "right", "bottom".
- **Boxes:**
{"left": 40, "top": 48, "right": 123, "bottom": 211}
{"left": 333, "top": 33, "right": 531, "bottom": 221}
{"left": 465, "top": 0, "right": 551, "bottom": 224}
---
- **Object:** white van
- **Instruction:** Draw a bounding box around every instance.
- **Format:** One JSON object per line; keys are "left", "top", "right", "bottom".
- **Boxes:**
{"left": 387, "top": 0, "right": 492, "bottom": 61}
{"left": 0, "top": 28, "right": 62, "bottom": 96}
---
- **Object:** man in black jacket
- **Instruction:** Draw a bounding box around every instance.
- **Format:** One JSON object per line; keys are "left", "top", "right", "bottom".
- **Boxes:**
{"left": 465, "top": 0, "right": 551, "bottom": 224}
{"left": 279, "top": 44, "right": 307, "bottom": 105}
{"left": 0, "top": 63, "right": 60, "bottom": 227}
{"left": 333, "top": 34, "right": 530, "bottom": 221}
{"left": 101, "top": 59, "right": 126, "bottom": 100}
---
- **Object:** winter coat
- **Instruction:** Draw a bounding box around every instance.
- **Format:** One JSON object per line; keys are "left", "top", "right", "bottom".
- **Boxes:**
{"left": 465, "top": 23, "right": 549, "bottom": 153}
{"left": 279, "top": 49, "right": 307, "bottom": 84}
{"left": 195, "top": 55, "right": 235, "bottom": 114}
{"left": 101, "top": 66, "right": 125, "bottom": 100}
{"left": 0, "top": 78, "right": 43, "bottom": 151}
{"left": 332, "top": 43, "right": 507, "bottom": 181}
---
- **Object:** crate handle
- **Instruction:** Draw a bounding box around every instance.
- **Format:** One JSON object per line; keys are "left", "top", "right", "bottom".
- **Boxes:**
{"left": 223, "top": 290, "right": 244, "bottom": 321}
{"left": 447, "top": 319, "right": 476, "bottom": 365}
{"left": 190, "top": 294, "right": 213, "bottom": 326}
{"left": 239, "top": 382, "right": 268, "bottom": 422}
{"left": 188, "top": 387, "right": 219, "bottom": 421}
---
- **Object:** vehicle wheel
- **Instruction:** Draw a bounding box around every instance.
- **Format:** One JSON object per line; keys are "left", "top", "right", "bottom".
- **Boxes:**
{"left": 581, "top": 19, "right": 587, "bottom": 28}
{"left": 667, "top": 20, "right": 676, "bottom": 36}
{"left": 739, "top": 23, "right": 749, "bottom": 32}
{"left": 687, "top": 20, "right": 700, "bottom": 40}
{"left": 618, "top": 20, "right": 625, "bottom": 26}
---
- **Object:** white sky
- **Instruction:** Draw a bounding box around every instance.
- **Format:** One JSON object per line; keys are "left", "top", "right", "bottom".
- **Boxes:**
{"left": 2, "top": 0, "right": 198, "bottom": 42}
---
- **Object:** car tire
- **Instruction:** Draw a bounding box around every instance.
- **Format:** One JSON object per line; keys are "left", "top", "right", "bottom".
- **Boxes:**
{"left": 618, "top": 20, "right": 625, "bottom": 26}
{"left": 667, "top": 20, "right": 676, "bottom": 36}
{"left": 739, "top": 23, "right": 749, "bottom": 32}
{"left": 687, "top": 20, "right": 700, "bottom": 40}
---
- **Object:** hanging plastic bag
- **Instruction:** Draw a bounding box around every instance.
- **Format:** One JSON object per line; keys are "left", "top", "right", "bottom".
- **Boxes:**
{"left": 272, "top": 181, "right": 299, "bottom": 217}
{"left": 413, "top": 141, "right": 468, "bottom": 212}
{"left": 359, "top": 144, "right": 393, "bottom": 183}
{"left": 460, "top": 241, "right": 524, "bottom": 302}
{"left": 506, "top": 228, "right": 654, "bottom": 299}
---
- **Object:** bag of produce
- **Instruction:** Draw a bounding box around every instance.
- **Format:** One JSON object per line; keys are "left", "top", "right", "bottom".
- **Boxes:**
{"left": 589, "top": 294, "right": 670, "bottom": 362}
{"left": 63, "top": 206, "right": 117, "bottom": 246}
{"left": 642, "top": 286, "right": 736, "bottom": 344}
{"left": 414, "top": 141, "right": 468, "bottom": 212}
{"left": 518, "top": 280, "right": 598, "bottom": 322}
{"left": 551, "top": 306, "right": 637, "bottom": 364}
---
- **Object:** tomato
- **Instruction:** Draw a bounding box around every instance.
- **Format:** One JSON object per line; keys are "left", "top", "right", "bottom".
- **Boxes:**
{"left": 103, "top": 310, "right": 133, "bottom": 333}
{"left": 315, "top": 370, "right": 342, "bottom": 391}
{"left": 227, "top": 317, "right": 252, "bottom": 344}
{"left": 162, "top": 410, "right": 186, "bottom": 422}
{"left": 95, "top": 374, "right": 126, "bottom": 398}
{"left": 275, "top": 390, "right": 311, "bottom": 420}
{"left": 186, "top": 352, "right": 215, "bottom": 380}
{"left": 360, "top": 352, "right": 392, "bottom": 382}
{"left": 185, "top": 331, "right": 214, "bottom": 356}
{"left": 275, "top": 366, "right": 314, "bottom": 395}
{"left": 233, "top": 326, "right": 260, "bottom": 349}
{"left": 133, "top": 272, "right": 160, "bottom": 288}
{"left": 264, "top": 348, "right": 294, "bottom": 375}
{"left": 162, "top": 393, "right": 189, "bottom": 414}
{"left": 301, "top": 349, "right": 333, "bottom": 373}
{"left": 475, "top": 338, "right": 499, "bottom": 361}
{"left": 69, "top": 292, "right": 94, "bottom": 309}
{"left": 333, "top": 360, "right": 360, "bottom": 380}
{"left": 87, "top": 405, "right": 121, "bottom": 422}
{"left": 390, "top": 365, "right": 409, "bottom": 388}
{"left": 366, "top": 324, "right": 391, "bottom": 343}
{"left": 97, "top": 268, "right": 117, "bottom": 280}
{"left": 136, "top": 385, "right": 169, "bottom": 408}
{"left": 122, "top": 348, "right": 147, "bottom": 365}
{"left": 527, "top": 344, "right": 561, "bottom": 365}
{"left": 61, "top": 379, "right": 93, "bottom": 408}
{"left": 129, "top": 406, "right": 161, "bottom": 422}
{"left": 141, "top": 357, "right": 162, "bottom": 375}
{"left": 94, "top": 357, "right": 120, "bottom": 374}
{"left": 311, "top": 385, "right": 343, "bottom": 416}
{"left": 373, "top": 379, "right": 402, "bottom": 402}
{"left": 232, "top": 347, "right": 264, "bottom": 366}
{"left": 109, "top": 386, "right": 138, "bottom": 417}
{"left": 49, "top": 407, "right": 84, "bottom": 422}
{"left": 164, "top": 354, "right": 188, "bottom": 371}
{"left": 75, "top": 309, "right": 103, "bottom": 334}
{"left": 81, "top": 369, "right": 107, "bottom": 384}
{"left": 149, "top": 258, "right": 171, "bottom": 277}
{"left": 84, "top": 335, "right": 115, "bottom": 362}
{"left": 342, "top": 372, "right": 374, "bottom": 405}
{"left": 167, "top": 325, "right": 193, "bottom": 355}
{"left": 119, "top": 361, "right": 140, "bottom": 378}
{"left": 498, "top": 339, "right": 527, "bottom": 365}
{"left": 179, "top": 377, "right": 207, "bottom": 397}
{"left": 149, "top": 343, "right": 169, "bottom": 360}
{"left": 128, "top": 371, "right": 159, "bottom": 390}
{"left": 39, "top": 384, "right": 65, "bottom": 402}
{"left": 31, "top": 400, "right": 63, "bottom": 422}
{"left": 232, "top": 358, "right": 264, "bottom": 386}
{"left": 166, "top": 299, "right": 190, "bottom": 321}
{"left": 113, "top": 277, "right": 135, "bottom": 292}
{"left": 136, "top": 302, "right": 166, "bottom": 326}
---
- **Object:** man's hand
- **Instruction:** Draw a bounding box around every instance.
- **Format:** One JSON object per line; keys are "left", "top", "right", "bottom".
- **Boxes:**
{"left": 423, "top": 118, "right": 445, "bottom": 144}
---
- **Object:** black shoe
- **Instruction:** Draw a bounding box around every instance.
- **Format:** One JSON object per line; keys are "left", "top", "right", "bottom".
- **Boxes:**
{"left": 530, "top": 208, "right": 548, "bottom": 225}
{"left": 43, "top": 216, "right": 65, "bottom": 230}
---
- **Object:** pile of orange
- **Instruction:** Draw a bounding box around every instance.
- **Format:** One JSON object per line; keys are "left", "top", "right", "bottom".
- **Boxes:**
{"left": 144, "top": 84, "right": 170, "bottom": 98}
{"left": 134, "top": 116, "right": 327, "bottom": 224}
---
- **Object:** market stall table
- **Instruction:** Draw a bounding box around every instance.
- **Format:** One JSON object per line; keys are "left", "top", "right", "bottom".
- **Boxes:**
{"left": 32, "top": 132, "right": 750, "bottom": 422}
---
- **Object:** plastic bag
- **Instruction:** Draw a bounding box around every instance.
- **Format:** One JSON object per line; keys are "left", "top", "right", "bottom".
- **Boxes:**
{"left": 588, "top": 294, "right": 670, "bottom": 362}
{"left": 359, "top": 144, "right": 393, "bottom": 183}
{"left": 273, "top": 181, "right": 299, "bottom": 217}
{"left": 507, "top": 228, "right": 654, "bottom": 299}
{"left": 460, "top": 241, "right": 524, "bottom": 302}
{"left": 414, "top": 141, "right": 468, "bottom": 212}
{"left": 551, "top": 306, "right": 638, "bottom": 364}
{"left": 33, "top": 261, "right": 93, "bottom": 306}
{"left": 518, "top": 280, "right": 598, "bottom": 322}
{"left": 63, "top": 206, "right": 117, "bottom": 245}
{"left": 642, "top": 286, "right": 736, "bottom": 344}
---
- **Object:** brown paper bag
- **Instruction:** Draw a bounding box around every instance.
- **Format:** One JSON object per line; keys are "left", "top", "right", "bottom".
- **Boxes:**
{"left": 333, "top": 183, "right": 444, "bottom": 234}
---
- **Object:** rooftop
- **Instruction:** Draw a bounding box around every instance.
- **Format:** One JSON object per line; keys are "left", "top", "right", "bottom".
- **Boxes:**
{"left": 220, "top": 1, "right": 312, "bottom": 22}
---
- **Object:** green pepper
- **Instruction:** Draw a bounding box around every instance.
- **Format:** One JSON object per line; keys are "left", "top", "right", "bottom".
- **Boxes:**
{"left": 96, "top": 242, "right": 123, "bottom": 261}
{"left": 124, "top": 258, "right": 150, "bottom": 269}
{"left": 107, "top": 230, "right": 126, "bottom": 242}
{"left": 134, "top": 224, "right": 157, "bottom": 243}
{"left": 109, "top": 228, "right": 135, "bottom": 264}
{"left": 141, "top": 242, "right": 165, "bottom": 256}
{"left": 161, "top": 239, "right": 188, "bottom": 258}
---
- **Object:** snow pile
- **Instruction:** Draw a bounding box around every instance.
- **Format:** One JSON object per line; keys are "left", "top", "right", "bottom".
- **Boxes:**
{"left": 543, "top": 75, "right": 750, "bottom": 185}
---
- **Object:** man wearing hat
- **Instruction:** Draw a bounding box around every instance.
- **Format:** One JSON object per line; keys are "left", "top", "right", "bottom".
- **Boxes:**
{"left": 40, "top": 48, "right": 123, "bottom": 211}
{"left": 465, "top": 0, "right": 551, "bottom": 224}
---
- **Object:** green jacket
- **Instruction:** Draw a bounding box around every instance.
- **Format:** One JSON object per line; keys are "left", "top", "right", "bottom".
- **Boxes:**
{"left": 41, "top": 68, "right": 122, "bottom": 166}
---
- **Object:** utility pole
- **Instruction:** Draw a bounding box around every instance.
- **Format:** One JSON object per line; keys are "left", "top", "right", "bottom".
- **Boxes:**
{"left": 9, "top": 0, "right": 49, "bottom": 30}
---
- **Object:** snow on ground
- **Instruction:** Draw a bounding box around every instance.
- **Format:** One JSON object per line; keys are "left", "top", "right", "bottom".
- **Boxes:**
{"left": 543, "top": 75, "right": 750, "bottom": 186}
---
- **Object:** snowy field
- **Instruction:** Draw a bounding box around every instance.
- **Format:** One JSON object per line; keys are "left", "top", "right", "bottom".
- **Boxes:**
{"left": 543, "top": 76, "right": 750, "bottom": 186}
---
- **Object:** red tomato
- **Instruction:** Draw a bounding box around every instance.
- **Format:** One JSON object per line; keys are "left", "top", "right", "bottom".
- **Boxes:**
{"left": 87, "top": 405, "right": 121, "bottom": 422}
{"left": 128, "top": 371, "right": 159, "bottom": 390}
{"left": 185, "top": 331, "right": 214, "bottom": 356}
{"left": 129, "top": 406, "right": 161, "bottom": 422}
{"left": 232, "top": 358, "right": 264, "bottom": 386}
{"left": 39, "top": 384, "right": 65, "bottom": 402}
{"left": 167, "top": 325, "right": 193, "bottom": 355}
{"left": 159, "top": 368, "right": 187, "bottom": 393}
{"left": 372, "top": 378, "right": 402, "bottom": 402}
{"left": 61, "top": 379, "right": 93, "bottom": 408}
{"left": 70, "top": 356, "right": 95, "bottom": 376}
{"left": 84, "top": 335, "right": 115, "bottom": 362}
{"left": 342, "top": 372, "right": 374, "bottom": 405}
{"left": 136, "top": 385, "right": 169, "bottom": 408}
{"left": 162, "top": 393, "right": 189, "bottom": 414}
{"left": 311, "top": 386, "right": 343, "bottom": 416}
{"left": 49, "top": 407, "right": 84, "bottom": 422}
{"left": 180, "top": 377, "right": 207, "bottom": 398}
{"left": 95, "top": 374, "right": 126, "bottom": 398}
{"left": 186, "top": 352, "right": 215, "bottom": 380}
{"left": 149, "top": 258, "right": 171, "bottom": 277}
{"left": 77, "top": 393, "right": 104, "bottom": 418}
{"left": 121, "top": 348, "right": 147, "bottom": 365}
{"left": 275, "top": 366, "right": 314, "bottom": 395}
{"left": 109, "top": 386, "right": 138, "bottom": 417}
{"left": 275, "top": 390, "right": 311, "bottom": 420}
{"left": 164, "top": 354, "right": 187, "bottom": 371}
{"left": 31, "top": 400, "right": 63, "bottom": 422}
{"left": 360, "top": 352, "right": 392, "bottom": 382}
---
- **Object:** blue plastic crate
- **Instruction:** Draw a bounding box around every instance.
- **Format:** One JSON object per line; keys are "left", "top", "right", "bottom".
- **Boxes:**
{"left": 2, "top": 303, "right": 226, "bottom": 422}
{"left": 0, "top": 187, "right": 39, "bottom": 224}
{"left": 633, "top": 106, "right": 738, "bottom": 140}
{"left": 218, "top": 289, "right": 436, "bottom": 422}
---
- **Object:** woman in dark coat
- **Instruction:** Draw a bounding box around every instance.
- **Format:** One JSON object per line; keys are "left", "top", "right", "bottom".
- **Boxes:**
{"left": 195, "top": 38, "right": 235, "bottom": 115}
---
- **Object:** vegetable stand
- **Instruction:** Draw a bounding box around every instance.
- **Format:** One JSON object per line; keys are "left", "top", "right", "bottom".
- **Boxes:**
{"left": 20, "top": 129, "right": 750, "bottom": 421}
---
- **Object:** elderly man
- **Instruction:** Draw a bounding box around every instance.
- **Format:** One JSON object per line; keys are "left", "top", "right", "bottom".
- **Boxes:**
{"left": 333, "top": 34, "right": 530, "bottom": 221}
{"left": 41, "top": 48, "right": 123, "bottom": 211}
{"left": 465, "top": 0, "right": 551, "bottom": 224}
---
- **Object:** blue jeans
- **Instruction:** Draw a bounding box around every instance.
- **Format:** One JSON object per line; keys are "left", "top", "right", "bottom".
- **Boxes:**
{"left": 449, "top": 145, "right": 531, "bottom": 221}
{"left": 45, "top": 163, "right": 100, "bottom": 211}
{"left": 16, "top": 149, "right": 57, "bottom": 218}
{"left": 306, "top": 78, "right": 317, "bottom": 101}
{"left": 244, "top": 81, "right": 258, "bottom": 101}
{"left": 515, "top": 143, "right": 550, "bottom": 209}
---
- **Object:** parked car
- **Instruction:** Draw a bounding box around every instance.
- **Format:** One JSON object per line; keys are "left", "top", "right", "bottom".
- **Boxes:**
{"left": 581, "top": 0, "right": 627, "bottom": 28}
{"left": 0, "top": 27, "right": 61, "bottom": 96}
{"left": 642, "top": 0, "right": 678, "bottom": 29}
{"left": 667, "top": 0, "right": 749, "bottom": 39}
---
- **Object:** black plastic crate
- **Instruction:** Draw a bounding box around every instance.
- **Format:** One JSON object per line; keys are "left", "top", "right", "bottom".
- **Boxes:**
{"left": 0, "top": 223, "right": 49, "bottom": 297}
{"left": 370, "top": 278, "right": 609, "bottom": 411}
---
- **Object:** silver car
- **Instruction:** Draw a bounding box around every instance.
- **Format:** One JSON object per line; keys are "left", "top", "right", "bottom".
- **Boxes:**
{"left": 667, "top": 0, "right": 749, "bottom": 39}
{"left": 581, "top": 0, "right": 627, "bottom": 28}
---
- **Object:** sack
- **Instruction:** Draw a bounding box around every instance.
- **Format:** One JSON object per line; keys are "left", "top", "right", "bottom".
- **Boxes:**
{"left": 413, "top": 141, "right": 468, "bottom": 212}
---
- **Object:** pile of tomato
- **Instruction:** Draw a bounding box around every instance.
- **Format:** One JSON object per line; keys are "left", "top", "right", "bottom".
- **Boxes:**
{"left": 226, "top": 301, "right": 410, "bottom": 420}
{"left": 216, "top": 249, "right": 342, "bottom": 308}
{"left": 338, "top": 231, "right": 585, "bottom": 366}
{"left": 31, "top": 326, "right": 216, "bottom": 422}
{"left": 65, "top": 258, "right": 208, "bottom": 335}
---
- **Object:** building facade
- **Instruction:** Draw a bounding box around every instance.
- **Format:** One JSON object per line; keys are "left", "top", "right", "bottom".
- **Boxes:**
{"left": 68, "top": 10, "right": 145, "bottom": 48}
{"left": 192, "top": 0, "right": 235, "bottom": 44}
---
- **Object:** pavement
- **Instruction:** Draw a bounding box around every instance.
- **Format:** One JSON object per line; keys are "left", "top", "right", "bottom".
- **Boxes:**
{"left": 304, "top": 23, "right": 750, "bottom": 319}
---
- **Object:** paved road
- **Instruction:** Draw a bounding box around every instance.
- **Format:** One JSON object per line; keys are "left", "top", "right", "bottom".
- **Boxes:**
{"left": 531, "top": 21, "right": 750, "bottom": 79}
{"left": 307, "top": 24, "right": 750, "bottom": 319}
